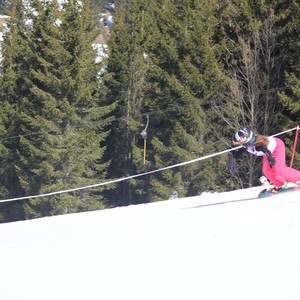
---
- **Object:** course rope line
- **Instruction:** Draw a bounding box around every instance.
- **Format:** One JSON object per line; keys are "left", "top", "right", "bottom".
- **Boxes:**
{"left": 0, "top": 126, "right": 298, "bottom": 203}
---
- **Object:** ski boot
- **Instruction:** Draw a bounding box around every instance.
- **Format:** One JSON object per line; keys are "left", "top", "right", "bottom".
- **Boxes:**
{"left": 259, "top": 175, "right": 270, "bottom": 186}
{"left": 270, "top": 181, "right": 288, "bottom": 194}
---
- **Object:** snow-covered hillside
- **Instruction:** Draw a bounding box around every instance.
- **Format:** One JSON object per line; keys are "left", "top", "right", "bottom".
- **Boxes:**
{"left": 1, "top": 187, "right": 300, "bottom": 300}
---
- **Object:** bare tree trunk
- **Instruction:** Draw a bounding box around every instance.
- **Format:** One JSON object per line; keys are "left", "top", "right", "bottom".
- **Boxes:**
{"left": 214, "top": 10, "right": 283, "bottom": 187}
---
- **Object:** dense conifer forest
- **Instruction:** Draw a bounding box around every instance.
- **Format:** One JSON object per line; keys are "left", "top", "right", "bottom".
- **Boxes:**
{"left": 0, "top": 0, "right": 299, "bottom": 222}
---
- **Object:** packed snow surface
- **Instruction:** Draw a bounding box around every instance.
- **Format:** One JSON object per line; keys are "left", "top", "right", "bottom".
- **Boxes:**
{"left": 1, "top": 187, "right": 300, "bottom": 300}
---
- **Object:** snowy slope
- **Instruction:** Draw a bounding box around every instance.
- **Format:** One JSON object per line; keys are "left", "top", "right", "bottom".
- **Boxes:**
{"left": 1, "top": 187, "right": 300, "bottom": 300}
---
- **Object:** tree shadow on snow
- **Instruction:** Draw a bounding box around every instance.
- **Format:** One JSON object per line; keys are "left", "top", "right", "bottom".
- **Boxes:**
{"left": 183, "top": 196, "right": 260, "bottom": 210}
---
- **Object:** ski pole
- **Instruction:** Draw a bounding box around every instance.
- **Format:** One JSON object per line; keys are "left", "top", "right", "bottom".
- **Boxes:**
{"left": 290, "top": 125, "right": 299, "bottom": 167}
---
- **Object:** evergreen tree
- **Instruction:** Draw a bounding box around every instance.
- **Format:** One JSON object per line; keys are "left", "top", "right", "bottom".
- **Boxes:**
{"left": 143, "top": 0, "right": 225, "bottom": 199}
{"left": 0, "top": 0, "right": 113, "bottom": 220}
{"left": 0, "top": 0, "right": 31, "bottom": 221}
{"left": 103, "top": 0, "right": 151, "bottom": 206}
{"left": 277, "top": 0, "right": 300, "bottom": 169}
{"left": 0, "top": 101, "right": 12, "bottom": 222}
{"left": 104, "top": 0, "right": 226, "bottom": 204}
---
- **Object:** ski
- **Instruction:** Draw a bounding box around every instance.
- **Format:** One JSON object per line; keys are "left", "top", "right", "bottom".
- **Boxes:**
{"left": 258, "top": 182, "right": 300, "bottom": 198}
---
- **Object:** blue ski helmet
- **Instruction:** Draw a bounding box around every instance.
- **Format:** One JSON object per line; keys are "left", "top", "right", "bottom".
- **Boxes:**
{"left": 233, "top": 128, "right": 255, "bottom": 146}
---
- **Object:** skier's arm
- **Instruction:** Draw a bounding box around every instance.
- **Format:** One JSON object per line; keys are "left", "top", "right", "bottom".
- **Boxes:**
{"left": 255, "top": 146, "right": 276, "bottom": 167}
{"left": 227, "top": 147, "right": 246, "bottom": 173}
{"left": 231, "top": 147, "right": 246, "bottom": 160}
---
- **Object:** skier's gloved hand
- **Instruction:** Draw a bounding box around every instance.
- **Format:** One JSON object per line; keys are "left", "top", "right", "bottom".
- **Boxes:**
{"left": 268, "top": 156, "right": 276, "bottom": 167}
{"left": 227, "top": 157, "right": 236, "bottom": 174}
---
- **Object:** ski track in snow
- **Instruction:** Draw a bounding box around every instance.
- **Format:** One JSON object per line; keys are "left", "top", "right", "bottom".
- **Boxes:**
{"left": 0, "top": 187, "right": 300, "bottom": 300}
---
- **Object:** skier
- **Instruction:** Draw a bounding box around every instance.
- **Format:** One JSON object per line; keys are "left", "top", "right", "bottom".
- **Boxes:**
{"left": 168, "top": 191, "right": 178, "bottom": 200}
{"left": 227, "top": 127, "right": 300, "bottom": 191}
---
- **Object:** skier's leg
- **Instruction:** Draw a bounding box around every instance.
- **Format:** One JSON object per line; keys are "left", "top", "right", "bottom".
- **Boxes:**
{"left": 262, "top": 156, "right": 278, "bottom": 184}
{"left": 272, "top": 138, "right": 300, "bottom": 184}
{"left": 275, "top": 165, "right": 300, "bottom": 183}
